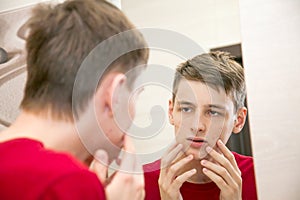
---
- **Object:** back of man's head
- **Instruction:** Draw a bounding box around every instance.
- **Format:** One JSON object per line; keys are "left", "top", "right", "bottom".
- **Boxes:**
{"left": 21, "top": 0, "right": 149, "bottom": 120}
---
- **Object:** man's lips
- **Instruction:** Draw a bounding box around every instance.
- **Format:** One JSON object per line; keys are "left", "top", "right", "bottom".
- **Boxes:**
{"left": 186, "top": 137, "right": 208, "bottom": 143}
{"left": 186, "top": 137, "right": 208, "bottom": 148}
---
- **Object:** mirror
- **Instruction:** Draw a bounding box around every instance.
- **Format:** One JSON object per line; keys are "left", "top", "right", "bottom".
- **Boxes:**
{"left": 121, "top": 2, "right": 258, "bottom": 199}
{"left": 121, "top": 0, "right": 253, "bottom": 162}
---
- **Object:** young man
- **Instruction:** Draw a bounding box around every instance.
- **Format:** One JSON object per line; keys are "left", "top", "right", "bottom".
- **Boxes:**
{"left": 0, "top": 0, "right": 148, "bottom": 199}
{"left": 144, "top": 51, "right": 257, "bottom": 200}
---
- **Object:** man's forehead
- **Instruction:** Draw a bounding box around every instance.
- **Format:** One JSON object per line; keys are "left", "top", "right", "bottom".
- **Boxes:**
{"left": 175, "top": 79, "right": 234, "bottom": 109}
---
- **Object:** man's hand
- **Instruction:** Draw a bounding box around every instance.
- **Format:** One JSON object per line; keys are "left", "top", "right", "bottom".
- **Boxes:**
{"left": 90, "top": 135, "right": 145, "bottom": 200}
{"left": 201, "top": 139, "right": 242, "bottom": 200}
{"left": 158, "top": 143, "right": 197, "bottom": 200}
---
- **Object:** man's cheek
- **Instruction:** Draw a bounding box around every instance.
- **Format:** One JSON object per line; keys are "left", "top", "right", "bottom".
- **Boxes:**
{"left": 174, "top": 125, "right": 189, "bottom": 141}
{"left": 205, "top": 124, "right": 224, "bottom": 147}
{"left": 128, "top": 100, "right": 135, "bottom": 120}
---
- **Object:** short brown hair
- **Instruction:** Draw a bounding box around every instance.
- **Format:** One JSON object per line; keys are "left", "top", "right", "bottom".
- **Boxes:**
{"left": 173, "top": 51, "right": 246, "bottom": 110}
{"left": 21, "top": 0, "right": 149, "bottom": 120}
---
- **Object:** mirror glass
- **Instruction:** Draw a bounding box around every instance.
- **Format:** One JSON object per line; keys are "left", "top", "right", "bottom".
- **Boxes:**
{"left": 121, "top": 0, "right": 253, "bottom": 163}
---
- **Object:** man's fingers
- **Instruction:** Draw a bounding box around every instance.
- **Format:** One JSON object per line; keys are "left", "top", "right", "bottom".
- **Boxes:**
{"left": 201, "top": 159, "right": 236, "bottom": 186}
{"left": 119, "top": 135, "right": 136, "bottom": 172}
{"left": 206, "top": 146, "right": 237, "bottom": 177}
{"left": 165, "top": 140, "right": 179, "bottom": 154}
{"left": 123, "top": 135, "right": 135, "bottom": 153}
{"left": 172, "top": 168, "right": 197, "bottom": 190}
{"left": 202, "top": 168, "right": 227, "bottom": 190}
{"left": 91, "top": 149, "right": 109, "bottom": 184}
{"left": 133, "top": 155, "right": 144, "bottom": 187}
{"left": 159, "top": 168, "right": 196, "bottom": 200}
{"left": 205, "top": 143, "right": 242, "bottom": 187}
{"left": 160, "top": 143, "right": 185, "bottom": 188}
{"left": 136, "top": 188, "right": 145, "bottom": 200}
{"left": 160, "top": 143, "right": 183, "bottom": 186}
{"left": 217, "top": 140, "right": 240, "bottom": 174}
{"left": 165, "top": 154, "right": 194, "bottom": 181}
{"left": 105, "top": 171, "right": 117, "bottom": 186}
{"left": 161, "top": 143, "right": 183, "bottom": 167}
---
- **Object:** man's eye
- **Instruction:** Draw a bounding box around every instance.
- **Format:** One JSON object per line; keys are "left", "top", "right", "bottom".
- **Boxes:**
{"left": 208, "top": 110, "right": 220, "bottom": 116}
{"left": 181, "top": 107, "right": 192, "bottom": 113}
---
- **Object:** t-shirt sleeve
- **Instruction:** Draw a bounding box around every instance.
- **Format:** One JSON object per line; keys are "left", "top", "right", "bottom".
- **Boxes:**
{"left": 40, "top": 170, "right": 106, "bottom": 200}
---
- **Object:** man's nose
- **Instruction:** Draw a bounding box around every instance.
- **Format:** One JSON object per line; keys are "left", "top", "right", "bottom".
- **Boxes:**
{"left": 190, "top": 113, "right": 206, "bottom": 134}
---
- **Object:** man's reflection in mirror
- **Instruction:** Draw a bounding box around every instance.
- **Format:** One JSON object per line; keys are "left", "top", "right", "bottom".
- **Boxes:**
{"left": 143, "top": 51, "right": 258, "bottom": 200}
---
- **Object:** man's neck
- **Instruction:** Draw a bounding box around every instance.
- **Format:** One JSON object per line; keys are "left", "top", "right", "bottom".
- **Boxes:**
{"left": 0, "top": 111, "right": 91, "bottom": 164}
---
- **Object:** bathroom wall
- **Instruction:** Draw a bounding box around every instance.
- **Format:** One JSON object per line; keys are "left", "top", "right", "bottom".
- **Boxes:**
{"left": 240, "top": 0, "right": 300, "bottom": 199}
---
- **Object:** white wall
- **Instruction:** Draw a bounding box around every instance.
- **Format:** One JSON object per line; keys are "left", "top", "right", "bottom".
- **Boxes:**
{"left": 0, "top": 0, "right": 52, "bottom": 12}
{"left": 240, "top": 0, "right": 300, "bottom": 199}
{"left": 0, "top": 0, "right": 120, "bottom": 12}
{"left": 122, "top": 0, "right": 241, "bottom": 51}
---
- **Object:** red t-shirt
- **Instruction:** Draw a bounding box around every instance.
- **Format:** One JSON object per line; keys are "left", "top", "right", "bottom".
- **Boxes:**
{"left": 144, "top": 152, "right": 258, "bottom": 200}
{"left": 0, "top": 138, "right": 106, "bottom": 200}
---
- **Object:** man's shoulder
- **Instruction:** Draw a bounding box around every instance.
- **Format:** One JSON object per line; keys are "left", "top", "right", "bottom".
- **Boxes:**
{"left": 0, "top": 138, "right": 105, "bottom": 199}
{"left": 0, "top": 138, "right": 87, "bottom": 173}
{"left": 232, "top": 151, "right": 254, "bottom": 172}
{"left": 38, "top": 169, "right": 105, "bottom": 199}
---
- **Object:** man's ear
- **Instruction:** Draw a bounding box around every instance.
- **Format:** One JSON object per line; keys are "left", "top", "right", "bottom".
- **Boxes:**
{"left": 168, "top": 99, "right": 175, "bottom": 125}
{"left": 17, "top": 21, "right": 30, "bottom": 40}
{"left": 232, "top": 107, "right": 247, "bottom": 134}
{"left": 94, "top": 72, "right": 127, "bottom": 118}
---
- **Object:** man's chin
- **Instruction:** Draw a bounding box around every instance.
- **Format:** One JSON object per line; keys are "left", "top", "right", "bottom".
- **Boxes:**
{"left": 198, "top": 148, "right": 209, "bottom": 160}
{"left": 184, "top": 148, "right": 209, "bottom": 160}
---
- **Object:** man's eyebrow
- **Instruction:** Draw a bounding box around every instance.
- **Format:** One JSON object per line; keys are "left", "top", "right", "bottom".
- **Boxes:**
{"left": 207, "top": 104, "right": 226, "bottom": 110}
{"left": 177, "top": 101, "right": 196, "bottom": 106}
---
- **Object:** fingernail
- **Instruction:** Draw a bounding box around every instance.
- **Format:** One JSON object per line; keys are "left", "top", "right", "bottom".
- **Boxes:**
{"left": 203, "top": 168, "right": 208, "bottom": 173}
{"left": 218, "top": 139, "right": 223, "bottom": 145}
{"left": 191, "top": 169, "right": 197, "bottom": 173}
{"left": 116, "top": 157, "right": 122, "bottom": 166}
{"left": 201, "top": 160, "right": 206, "bottom": 165}
{"left": 206, "top": 146, "right": 212, "bottom": 153}
{"left": 95, "top": 150, "right": 108, "bottom": 165}
{"left": 187, "top": 154, "right": 193, "bottom": 159}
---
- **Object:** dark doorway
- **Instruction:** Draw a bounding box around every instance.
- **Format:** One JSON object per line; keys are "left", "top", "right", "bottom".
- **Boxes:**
{"left": 211, "top": 44, "right": 253, "bottom": 156}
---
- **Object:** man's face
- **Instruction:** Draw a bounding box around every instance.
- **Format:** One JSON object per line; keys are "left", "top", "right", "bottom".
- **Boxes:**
{"left": 96, "top": 78, "right": 143, "bottom": 161}
{"left": 78, "top": 74, "right": 143, "bottom": 163}
{"left": 110, "top": 83, "right": 141, "bottom": 147}
{"left": 169, "top": 79, "right": 238, "bottom": 160}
